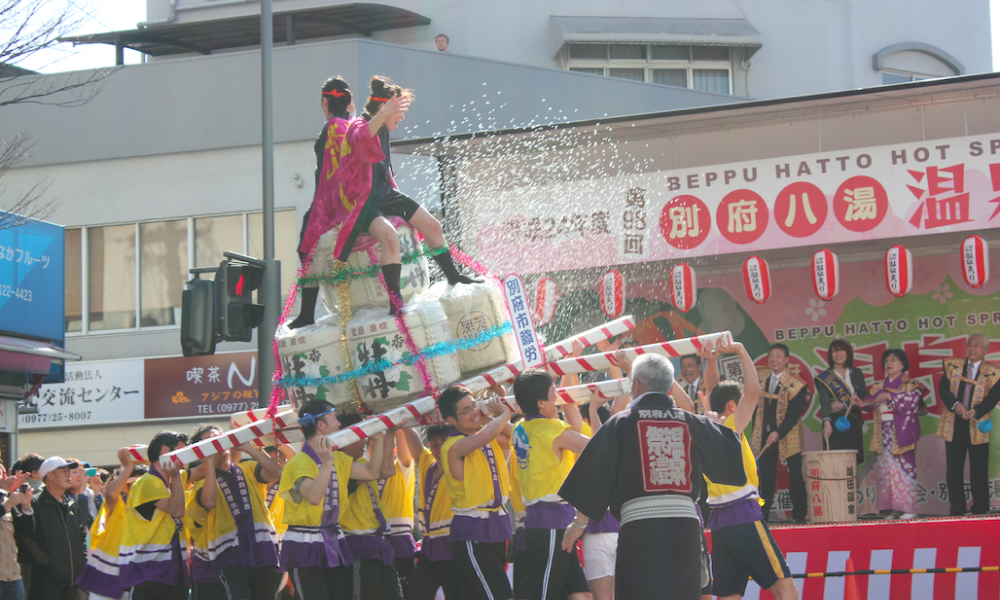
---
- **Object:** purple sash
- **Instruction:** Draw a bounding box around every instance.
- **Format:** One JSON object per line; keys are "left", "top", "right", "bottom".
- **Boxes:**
{"left": 266, "top": 482, "right": 278, "bottom": 508}
{"left": 421, "top": 462, "right": 442, "bottom": 534}
{"left": 302, "top": 443, "right": 342, "bottom": 536}
{"left": 364, "top": 483, "right": 388, "bottom": 536}
{"left": 218, "top": 463, "right": 277, "bottom": 569}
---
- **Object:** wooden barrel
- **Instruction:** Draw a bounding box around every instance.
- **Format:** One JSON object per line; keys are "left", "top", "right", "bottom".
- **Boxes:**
{"left": 803, "top": 450, "right": 858, "bottom": 523}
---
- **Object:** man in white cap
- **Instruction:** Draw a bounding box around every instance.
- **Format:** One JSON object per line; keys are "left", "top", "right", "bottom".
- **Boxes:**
{"left": 20, "top": 456, "right": 89, "bottom": 600}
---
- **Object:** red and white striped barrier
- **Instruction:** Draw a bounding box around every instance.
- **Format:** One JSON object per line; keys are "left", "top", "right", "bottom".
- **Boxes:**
{"left": 462, "top": 315, "right": 635, "bottom": 394}
{"left": 161, "top": 317, "right": 638, "bottom": 467}
{"left": 547, "top": 331, "right": 732, "bottom": 376}
{"left": 160, "top": 409, "right": 298, "bottom": 468}
{"left": 125, "top": 445, "right": 149, "bottom": 464}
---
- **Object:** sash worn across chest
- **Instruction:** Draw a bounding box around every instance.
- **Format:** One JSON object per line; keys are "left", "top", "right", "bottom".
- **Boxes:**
{"left": 422, "top": 462, "right": 443, "bottom": 531}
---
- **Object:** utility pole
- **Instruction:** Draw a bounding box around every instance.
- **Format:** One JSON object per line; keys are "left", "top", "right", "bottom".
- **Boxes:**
{"left": 258, "top": 0, "right": 280, "bottom": 408}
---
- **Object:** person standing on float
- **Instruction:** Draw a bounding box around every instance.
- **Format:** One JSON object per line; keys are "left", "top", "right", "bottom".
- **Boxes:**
{"left": 292, "top": 76, "right": 477, "bottom": 325}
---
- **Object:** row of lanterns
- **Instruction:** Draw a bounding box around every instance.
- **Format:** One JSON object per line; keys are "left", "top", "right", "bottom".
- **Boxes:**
{"left": 533, "top": 235, "right": 989, "bottom": 321}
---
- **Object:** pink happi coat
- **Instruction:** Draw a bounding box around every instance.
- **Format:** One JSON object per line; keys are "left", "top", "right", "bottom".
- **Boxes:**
{"left": 298, "top": 116, "right": 385, "bottom": 261}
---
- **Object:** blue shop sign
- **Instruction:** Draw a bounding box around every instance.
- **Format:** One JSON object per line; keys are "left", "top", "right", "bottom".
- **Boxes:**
{"left": 0, "top": 216, "right": 65, "bottom": 342}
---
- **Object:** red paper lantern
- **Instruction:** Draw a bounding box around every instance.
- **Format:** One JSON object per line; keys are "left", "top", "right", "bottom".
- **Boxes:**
{"left": 534, "top": 277, "right": 557, "bottom": 326}
{"left": 599, "top": 270, "right": 625, "bottom": 319}
{"left": 742, "top": 256, "right": 771, "bottom": 304}
{"left": 671, "top": 263, "right": 697, "bottom": 312}
{"left": 961, "top": 235, "right": 989, "bottom": 289}
{"left": 885, "top": 245, "right": 913, "bottom": 297}
{"left": 811, "top": 249, "right": 839, "bottom": 301}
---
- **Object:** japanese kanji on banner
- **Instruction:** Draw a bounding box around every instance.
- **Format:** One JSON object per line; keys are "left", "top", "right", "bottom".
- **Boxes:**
{"left": 670, "top": 263, "right": 697, "bottom": 312}
{"left": 535, "top": 277, "right": 557, "bottom": 326}
{"left": 17, "top": 359, "right": 145, "bottom": 429}
{"left": 503, "top": 273, "right": 544, "bottom": 368}
{"left": 961, "top": 235, "right": 989, "bottom": 288}
{"left": 472, "top": 132, "right": 1000, "bottom": 275}
{"left": 741, "top": 255, "right": 771, "bottom": 304}
{"left": 884, "top": 245, "right": 913, "bottom": 297}
{"left": 812, "top": 249, "right": 840, "bottom": 301}
{"left": 599, "top": 270, "right": 625, "bottom": 319}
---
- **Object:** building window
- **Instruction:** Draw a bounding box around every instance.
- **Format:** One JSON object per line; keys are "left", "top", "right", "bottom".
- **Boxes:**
{"left": 65, "top": 209, "right": 297, "bottom": 335}
{"left": 564, "top": 43, "right": 733, "bottom": 94}
{"left": 880, "top": 70, "right": 928, "bottom": 85}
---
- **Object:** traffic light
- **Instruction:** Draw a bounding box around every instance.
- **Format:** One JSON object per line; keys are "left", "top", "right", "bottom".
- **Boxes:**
{"left": 216, "top": 256, "right": 266, "bottom": 342}
{"left": 180, "top": 276, "right": 217, "bottom": 356}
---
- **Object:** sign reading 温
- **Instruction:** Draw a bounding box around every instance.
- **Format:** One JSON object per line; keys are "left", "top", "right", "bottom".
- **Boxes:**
{"left": 502, "top": 274, "right": 543, "bottom": 368}
{"left": 0, "top": 216, "right": 64, "bottom": 342}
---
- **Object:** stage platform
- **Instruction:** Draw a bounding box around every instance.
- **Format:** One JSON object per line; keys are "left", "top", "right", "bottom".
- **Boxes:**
{"left": 705, "top": 515, "right": 1000, "bottom": 599}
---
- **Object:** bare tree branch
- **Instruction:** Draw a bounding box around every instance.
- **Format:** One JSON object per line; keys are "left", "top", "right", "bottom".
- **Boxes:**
{"left": 0, "top": 0, "right": 120, "bottom": 228}
{"left": 0, "top": 131, "right": 55, "bottom": 229}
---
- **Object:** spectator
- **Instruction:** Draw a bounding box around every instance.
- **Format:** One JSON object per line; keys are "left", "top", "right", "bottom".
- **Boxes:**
{"left": 66, "top": 460, "right": 96, "bottom": 523}
{"left": 10, "top": 454, "right": 43, "bottom": 597}
{"left": 1, "top": 453, "right": 33, "bottom": 600}
{"left": 435, "top": 34, "right": 449, "bottom": 52}
{"left": 20, "top": 456, "right": 89, "bottom": 600}
{"left": 11, "top": 455, "right": 43, "bottom": 494}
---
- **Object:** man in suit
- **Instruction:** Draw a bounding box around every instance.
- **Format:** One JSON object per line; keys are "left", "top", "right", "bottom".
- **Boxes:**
{"left": 751, "top": 343, "right": 810, "bottom": 524}
{"left": 677, "top": 354, "right": 707, "bottom": 415}
{"left": 937, "top": 334, "right": 1000, "bottom": 515}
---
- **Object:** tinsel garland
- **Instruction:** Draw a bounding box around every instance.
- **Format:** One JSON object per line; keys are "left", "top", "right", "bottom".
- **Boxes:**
{"left": 296, "top": 244, "right": 447, "bottom": 287}
{"left": 277, "top": 321, "right": 512, "bottom": 389}
{"left": 334, "top": 264, "right": 362, "bottom": 407}
{"left": 370, "top": 247, "right": 436, "bottom": 402}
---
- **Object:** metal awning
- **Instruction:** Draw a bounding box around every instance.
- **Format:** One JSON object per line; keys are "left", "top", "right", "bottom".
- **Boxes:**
{"left": 61, "top": 3, "right": 431, "bottom": 61}
{"left": 0, "top": 335, "right": 81, "bottom": 375}
{"left": 551, "top": 16, "right": 763, "bottom": 59}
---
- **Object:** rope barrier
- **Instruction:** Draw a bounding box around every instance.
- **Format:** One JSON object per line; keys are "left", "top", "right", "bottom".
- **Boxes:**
{"left": 791, "top": 565, "right": 1000, "bottom": 578}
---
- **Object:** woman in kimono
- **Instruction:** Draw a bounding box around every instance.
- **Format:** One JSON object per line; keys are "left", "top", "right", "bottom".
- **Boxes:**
{"left": 853, "top": 349, "right": 929, "bottom": 520}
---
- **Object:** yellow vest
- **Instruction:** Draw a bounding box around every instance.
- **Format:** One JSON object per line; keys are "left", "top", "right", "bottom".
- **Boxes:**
{"left": 120, "top": 470, "right": 189, "bottom": 587}
{"left": 340, "top": 458, "right": 387, "bottom": 535}
{"left": 512, "top": 418, "right": 575, "bottom": 506}
{"left": 77, "top": 496, "right": 128, "bottom": 596}
{"left": 279, "top": 449, "right": 354, "bottom": 527}
{"left": 705, "top": 414, "right": 763, "bottom": 507}
{"left": 417, "top": 449, "right": 451, "bottom": 540}
{"left": 441, "top": 435, "right": 510, "bottom": 513}
{"left": 379, "top": 458, "right": 415, "bottom": 537}
{"left": 184, "top": 461, "right": 278, "bottom": 572}
{"left": 267, "top": 484, "right": 287, "bottom": 536}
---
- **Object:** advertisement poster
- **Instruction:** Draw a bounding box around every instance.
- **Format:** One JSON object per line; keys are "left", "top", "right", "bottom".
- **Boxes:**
{"left": 541, "top": 247, "right": 1000, "bottom": 516}
{"left": 17, "top": 351, "right": 260, "bottom": 427}
{"left": 145, "top": 351, "right": 259, "bottom": 419}
{"left": 18, "top": 360, "right": 144, "bottom": 428}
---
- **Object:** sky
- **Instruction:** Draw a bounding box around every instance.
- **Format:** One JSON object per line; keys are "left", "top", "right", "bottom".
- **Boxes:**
{"left": 11, "top": 0, "right": 1000, "bottom": 74}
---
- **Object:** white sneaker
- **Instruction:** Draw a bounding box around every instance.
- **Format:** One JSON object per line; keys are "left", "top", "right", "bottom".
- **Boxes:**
{"left": 899, "top": 512, "right": 918, "bottom": 520}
